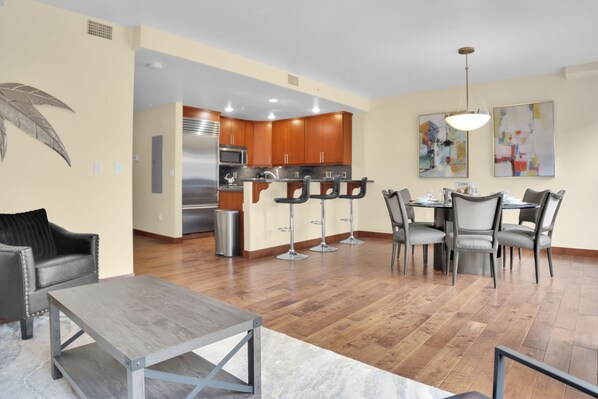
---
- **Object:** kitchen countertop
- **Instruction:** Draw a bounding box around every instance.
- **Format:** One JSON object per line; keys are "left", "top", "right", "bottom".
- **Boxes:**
{"left": 241, "top": 178, "right": 374, "bottom": 183}
{"left": 218, "top": 185, "right": 244, "bottom": 192}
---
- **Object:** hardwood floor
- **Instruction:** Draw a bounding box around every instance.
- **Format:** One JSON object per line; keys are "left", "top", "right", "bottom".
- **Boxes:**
{"left": 134, "top": 235, "right": 598, "bottom": 398}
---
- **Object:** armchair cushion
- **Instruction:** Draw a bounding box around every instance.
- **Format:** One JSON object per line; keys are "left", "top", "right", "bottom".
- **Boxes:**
{"left": 0, "top": 209, "right": 57, "bottom": 259}
{"left": 35, "top": 254, "right": 95, "bottom": 288}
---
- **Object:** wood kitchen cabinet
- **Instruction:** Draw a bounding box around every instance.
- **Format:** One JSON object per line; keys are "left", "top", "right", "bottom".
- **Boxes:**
{"left": 272, "top": 119, "right": 305, "bottom": 165}
{"left": 304, "top": 112, "right": 352, "bottom": 165}
{"left": 220, "top": 117, "right": 246, "bottom": 146}
{"left": 247, "top": 121, "right": 272, "bottom": 166}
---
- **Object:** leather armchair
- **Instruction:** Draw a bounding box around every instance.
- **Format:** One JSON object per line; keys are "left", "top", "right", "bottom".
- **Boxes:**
{"left": 0, "top": 209, "right": 99, "bottom": 339}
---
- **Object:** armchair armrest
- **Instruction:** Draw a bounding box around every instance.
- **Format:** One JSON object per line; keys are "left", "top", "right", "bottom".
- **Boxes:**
{"left": 493, "top": 346, "right": 598, "bottom": 399}
{"left": 0, "top": 243, "right": 36, "bottom": 319}
{"left": 49, "top": 223, "right": 99, "bottom": 268}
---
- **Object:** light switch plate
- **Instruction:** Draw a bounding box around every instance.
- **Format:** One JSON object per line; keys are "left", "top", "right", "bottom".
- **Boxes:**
{"left": 94, "top": 161, "right": 102, "bottom": 175}
{"left": 115, "top": 162, "right": 123, "bottom": 175}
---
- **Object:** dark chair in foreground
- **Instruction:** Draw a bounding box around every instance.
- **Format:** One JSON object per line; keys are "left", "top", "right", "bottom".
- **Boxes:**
{"left": 497, "top": 190, "right": 565, "bottom": 283}
{"left": 382, "top": 190, "right": 445, "bottom": 274}
{"left": 446, "top": 193, "right": 503, "bottom": 288}
{"left": 0, "top": 209, "right": 99, "bottom": 339}
{"left": 275, "top": 176, "right": 311, "bottom": 260}
{"left": 446, "top": 346, "right": 598, "bottom": 399}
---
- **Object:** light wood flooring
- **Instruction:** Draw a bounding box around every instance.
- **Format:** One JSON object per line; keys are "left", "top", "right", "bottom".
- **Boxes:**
{"left": 134, "top": 235, "right": 597, "bottom": 398}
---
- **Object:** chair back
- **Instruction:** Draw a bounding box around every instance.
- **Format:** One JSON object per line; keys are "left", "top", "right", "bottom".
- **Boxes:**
{"left": 382, "top": 190, "right": 408, "bottom": 233}
{"left": 519, "top": 188, "right": 550, "bottom": 224}
{"left": 398, "top": 188, "right": 416, "bottom": 221}
{"left": 538, "top": 190, "right": 565, "bottom": 234}
{"left": 298, "top": 175, "right": 312, "bottom": 202}
{"left": 452, "top": 192, "right": 503, "bottom": 237}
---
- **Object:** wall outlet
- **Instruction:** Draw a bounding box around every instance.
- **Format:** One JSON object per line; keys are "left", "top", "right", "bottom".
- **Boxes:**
{"left": 294, "top": 171, "right": 299, "bottom": 178}
{"left": 233, "top": 172, "right": 237, "bottom": 178}
{"left": 325, "top": 171, "right": 332, "bottom": 178}
{"left": 158, "top": 213, "right": 163, "bottom": 221}
{"left": 94, "top": 161, "right": 102, "bottom": 175}
{"left": 133, "top": 154, "right": 139, "bottom": 162}
{"left": 342, "top": 171, "right": 347, "bottom": 178}
{"left": 115, "top": 162, "right": 123, "bottom": 175}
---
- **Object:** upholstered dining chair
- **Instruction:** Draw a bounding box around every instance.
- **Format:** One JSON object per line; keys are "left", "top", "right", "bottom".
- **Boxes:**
{"left": 0, "top": 209, "right": 99, "bottom": 339}
{"left": 396, "top": 188, "right": 434, "bottom": 258}
{"left": 497, "top": 190, "right": 565, "bottom": 284}
{"left": 445, "top": 192, "right": 503, "bottom": 288}
{"left": 382, "top": 190, "right": 445, "bottom": 274}
{"left": 502, "top": 188, "right": 550, "bottom": 263}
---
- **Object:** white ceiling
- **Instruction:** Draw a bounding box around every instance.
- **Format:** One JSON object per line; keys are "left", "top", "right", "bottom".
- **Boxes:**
{"left": 39, "top": 0, "right": 598, "bottom": 119}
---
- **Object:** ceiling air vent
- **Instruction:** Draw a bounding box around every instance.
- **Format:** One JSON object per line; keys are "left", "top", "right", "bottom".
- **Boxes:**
{"left": 87, "top": 20, "right": 113, "bottom": 40}
{"left": 287, "top": 74, "right": 299, "bottom": 87}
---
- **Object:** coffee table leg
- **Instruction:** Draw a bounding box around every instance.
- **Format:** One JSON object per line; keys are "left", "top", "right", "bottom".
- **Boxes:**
{"left": 248, "top": 326, "right": 261, "bottom": 397}
{"left": 127, "top": 368, "right": 145, "bottom": 399}
{"left": 49, "top": 302, "right": 62, "bottom": 380}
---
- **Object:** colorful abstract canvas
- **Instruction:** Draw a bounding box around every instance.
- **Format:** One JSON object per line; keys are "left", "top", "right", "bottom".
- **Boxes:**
{"left": 493, "top": 102, "right": 555, "bottom": 177}
{"left": 419, "top": 113, "right": 468, "bottom": 178}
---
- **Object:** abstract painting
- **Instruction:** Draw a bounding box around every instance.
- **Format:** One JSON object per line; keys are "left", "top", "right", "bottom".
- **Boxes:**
{"left": 419, "top": 113, "right": 468, "bottom": 178}
{"left": 493, "top": 101, "right": 554, "bottom": 177}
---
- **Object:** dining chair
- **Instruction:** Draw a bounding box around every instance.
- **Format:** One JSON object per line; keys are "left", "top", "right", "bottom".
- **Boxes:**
{"left": 502, "top": 188, "right": 550, "bottom": 262}
{"left": 497, "top": 190, "right": 565, "bottom": 283}
{"left": 396, "top": 188, "right": 435, "bottom": 259}
{"left": 382, "top": 190, "right": 445, "bottom": 274}
{"left": 445, "top": 192, "right": 503, "bottom": 288}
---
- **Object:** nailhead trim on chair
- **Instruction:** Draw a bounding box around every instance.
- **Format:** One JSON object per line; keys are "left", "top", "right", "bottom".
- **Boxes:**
{"left": 18, "top": 249, "right": 33, "bottom": 318}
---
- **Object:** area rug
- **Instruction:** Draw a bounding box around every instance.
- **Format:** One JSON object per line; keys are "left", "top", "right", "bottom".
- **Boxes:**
{"left": 0, "top": 316, "right": 452, "bottom": 398}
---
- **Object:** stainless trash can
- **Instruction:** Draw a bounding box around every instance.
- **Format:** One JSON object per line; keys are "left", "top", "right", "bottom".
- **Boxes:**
{"left": 214, "top": 209, "right": 240, "bottom": 257}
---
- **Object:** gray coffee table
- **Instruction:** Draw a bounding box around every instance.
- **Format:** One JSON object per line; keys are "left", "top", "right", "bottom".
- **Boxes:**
{"left": 48, "top": 275, "right": 261, "bottom": 398}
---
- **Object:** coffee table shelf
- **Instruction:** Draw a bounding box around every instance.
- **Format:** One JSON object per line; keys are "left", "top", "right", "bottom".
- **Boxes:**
{"left": 54, "top": 342, "right": 250, "bottom": 398}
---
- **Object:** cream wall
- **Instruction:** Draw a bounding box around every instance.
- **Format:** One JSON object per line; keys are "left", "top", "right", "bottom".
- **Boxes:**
{"left": 353, "top": 72, "right": 598, "bottom": 250}
{"left": 133, "top": 103, "right": 183, "bottom": 238}
{"left": 0, "top": 0, "right": 135, "bottom": 278}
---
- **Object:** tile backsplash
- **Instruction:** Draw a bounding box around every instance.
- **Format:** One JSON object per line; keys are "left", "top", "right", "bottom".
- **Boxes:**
{"left": 219, "top": 165, "right": 351, "bottom": 185}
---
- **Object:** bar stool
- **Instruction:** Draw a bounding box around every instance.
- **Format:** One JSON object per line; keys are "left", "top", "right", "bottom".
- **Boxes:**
{"left": 340, "top": 177, "right": 368, "bottom": 245}
{"left": 275, "top": 176, "right": 311, "bottom": 260}
{"left": 310, "top": 175, "right": 341, "bottom": 252}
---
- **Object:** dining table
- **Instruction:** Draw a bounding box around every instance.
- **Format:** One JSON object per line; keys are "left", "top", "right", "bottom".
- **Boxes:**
{"left": 407, "top": 199, "right": 539, "bottom": 275}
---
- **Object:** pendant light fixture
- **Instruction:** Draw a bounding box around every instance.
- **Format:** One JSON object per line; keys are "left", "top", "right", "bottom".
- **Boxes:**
{"left": 445, "top": 47, "right": 490, "bottom": 131}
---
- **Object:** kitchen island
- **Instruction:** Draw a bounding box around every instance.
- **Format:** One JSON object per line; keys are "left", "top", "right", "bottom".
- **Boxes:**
{"left": 240, "top": 178, "right": 371, "bottom": 258}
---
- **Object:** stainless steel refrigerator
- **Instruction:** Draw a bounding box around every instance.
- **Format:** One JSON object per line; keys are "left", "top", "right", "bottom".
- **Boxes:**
{"left": 182, "top": 117, "right": 219, "bottom": 234}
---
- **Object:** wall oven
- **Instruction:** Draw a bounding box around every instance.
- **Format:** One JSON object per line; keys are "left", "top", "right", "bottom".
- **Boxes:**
{"left": 219, "top": 145, "right": 248, "bottom": 166}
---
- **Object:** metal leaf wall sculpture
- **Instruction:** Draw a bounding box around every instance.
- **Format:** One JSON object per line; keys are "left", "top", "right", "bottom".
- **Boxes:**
{"left": 0, "top": 83, "right": 74, "bottom": 166}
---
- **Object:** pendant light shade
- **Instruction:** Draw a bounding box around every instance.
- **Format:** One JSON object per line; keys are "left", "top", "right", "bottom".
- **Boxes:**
{"left": 445, "top": 47, "right": 490, "bottom": 131}
{"left": 445, "top": 110, "right": 490, "bottom": 131}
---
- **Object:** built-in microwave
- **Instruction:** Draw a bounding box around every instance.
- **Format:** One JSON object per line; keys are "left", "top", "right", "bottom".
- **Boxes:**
{"left": 219, "top": 145, "right": 248, "bottom": 166}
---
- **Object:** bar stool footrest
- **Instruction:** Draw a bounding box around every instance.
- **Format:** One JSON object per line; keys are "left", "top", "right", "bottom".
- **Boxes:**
{"left": 310, "top": 221, "right": 322, "bottom": 225}
{"left": 278, "top": 227, "right": 291, "bottom": 232}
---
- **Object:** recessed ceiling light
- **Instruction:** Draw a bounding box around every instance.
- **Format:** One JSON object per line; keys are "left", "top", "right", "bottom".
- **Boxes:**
{"left": 268, "top": 98, "right": 278, "bottom": 103}
{"left": 267, "top": 112, "right": 276, "bottom": 120}
{"left": 146, "top": 62, "right": 162, "bottom": 70}
{"left": 312, "top": 106, "right": 321, "bottom": 114}
{"left": 224, "top": 106, "right": 234, "bottom": 112}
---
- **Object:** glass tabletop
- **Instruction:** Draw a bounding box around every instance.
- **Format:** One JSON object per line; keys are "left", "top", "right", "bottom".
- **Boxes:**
{"left": 407, "top": 200, "right": 539, "bottom": 209}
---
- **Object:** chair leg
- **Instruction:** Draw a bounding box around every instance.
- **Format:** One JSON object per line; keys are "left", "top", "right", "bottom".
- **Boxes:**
{"left": 518, "top": 247, "right": 522, "bottom": 260}
{"left": 403, "top": 244, "right": 410, "bottom": 275}
{"left": 20, "top": 318, "right": 33, "bottom": 340}
{"left": 452, "top": 251, "right": 459, "bottom": 286}
{"left": 490, "top": 253, "right": 497, "bottom": 289}
{"left": 423, "top": 244, "right": 428, "bottom": 265}
{"left": 534, "top": 247, "right": 541, "bottom": 284}
{"left": 390, "top": 240, "right": 397, "bottom": 271}
{"left": 510, "top": 247, "right": 514, "bottom": 270}
{"left": 397, "top": 242, "right": 402, "bottom": 267}
{"left": 502, "top": 246, "right": 506, "bottom": 268}
{"left": 445, "top": 248, "right": 450, "bottom": 275}
{"left": 547, "top": 247, "right": 554, "bottom": 277}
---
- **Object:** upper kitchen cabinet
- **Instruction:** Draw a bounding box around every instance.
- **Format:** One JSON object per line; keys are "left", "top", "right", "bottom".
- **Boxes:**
{"left": 304, "top": 112, "right": 352, "bottom": 165}
{"left": 272, "top": 119, "right": 305, "bottom": 165}
{"left": 248, "top": 121, "right": 272, "bottom": 166}
{"left": 220, "top": 117, "right": 246, "bottom": 146}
